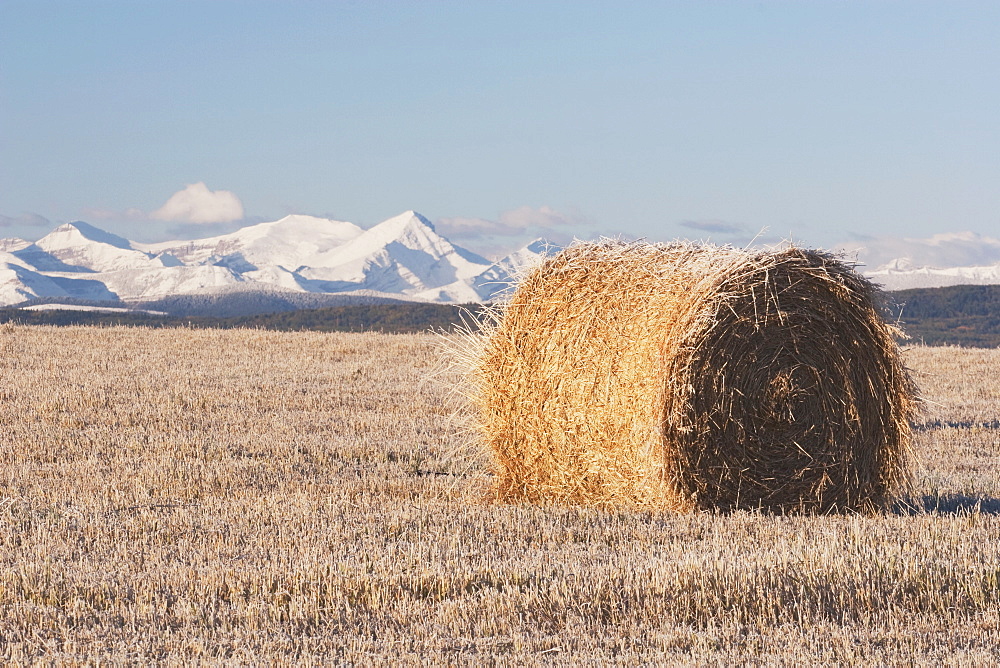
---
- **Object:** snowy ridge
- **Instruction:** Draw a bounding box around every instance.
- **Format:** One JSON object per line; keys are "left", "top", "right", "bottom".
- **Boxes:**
{"left": 34, "top": 222, "right": 172, "bottom": 272}
{"left": 470, "top": 238, "right": 551, "bottom": 301}
{"left": 867, "top": 262, "right": 1000, "bottom": 291}
{"left": 10, "top": 212, "right": 1000, "bottom": 312}
{"left": 1, "top": 251, "right": 71, "bottom": 305}
{"left": 0, "top": 211, "right": 550, "bottom": 311}
{"left": 0, "top": 238, "right": 30, "bottom": 253}
{"left": 137, "top": 214, "right": 364, "bottom": 270}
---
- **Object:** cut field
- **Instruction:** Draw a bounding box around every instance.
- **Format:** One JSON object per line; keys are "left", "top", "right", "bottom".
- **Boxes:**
{"left": 1, "top": 324, "right": 998, "bottom": 664}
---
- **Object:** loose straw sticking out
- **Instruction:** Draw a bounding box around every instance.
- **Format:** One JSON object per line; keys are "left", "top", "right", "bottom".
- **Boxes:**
{"left": 465, "top": 240, "right": 917, "bottom": 513}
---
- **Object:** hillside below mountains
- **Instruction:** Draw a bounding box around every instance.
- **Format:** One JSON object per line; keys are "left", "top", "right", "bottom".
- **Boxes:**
{"left": 0, "top": 211, "right": 545, "bottom": 315}
{"left": 5, "top": 284, "right": 1000, "bottom": 347}
{"left": 883, "top": 284, "right": 1000, "bottom": 347}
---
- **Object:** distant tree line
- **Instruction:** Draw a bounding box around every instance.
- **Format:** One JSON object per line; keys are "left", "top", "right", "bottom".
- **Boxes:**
{"left": 0, "top": 303, "right": 490, "bottom": 334}
{"left": 5, "top": 284, "right": 1000, "bottom": 346}
{"left": 214, "top": 303, "right": 489, "bottom": 333}
{"left": 883, "top": 285, "right": 1000, "bottom": 348}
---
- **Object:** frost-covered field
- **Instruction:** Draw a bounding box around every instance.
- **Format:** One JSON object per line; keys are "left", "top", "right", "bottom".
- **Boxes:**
{"left": 0, "top": 324, "right": 998, "bottom": 664}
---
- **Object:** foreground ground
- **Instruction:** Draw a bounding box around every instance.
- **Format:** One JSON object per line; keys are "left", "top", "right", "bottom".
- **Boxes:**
{"left": 0, "top": 324, "right": 998, "bottom": 664}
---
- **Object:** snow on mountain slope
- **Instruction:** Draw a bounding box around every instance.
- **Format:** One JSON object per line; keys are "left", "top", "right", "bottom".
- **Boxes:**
{"left": 298, "top": 211, "right": 493, "bottom": 297}
{"left": 242, "top": 265, "right": 309, "bottom": 293}
{"left": 316, "top": 211, "right": 486, "bottom": 273}
{"left": 12, "top": 244, "right": 97, "bottom": 273}
{"left": 413, "top": 278, "right": 493, "bottom": 303}
{"left": 0, "top": 251, "right": 72, "bottom": 304}
{"left": 0, "top": 250, "right": 39, "bottom": 273}
{"left": 496, "top": 238, "right": 552, "bottom": 273}
{"left": 0, "top": 246, "right": 120, "bottom": 302}
{"left": 467, "top": 238, "right": 555, "bottom": 301}
{"left": 96, "top": 265, "right": 245, "bottom": 300}
{"left": 35, "top": 222, "right": 171, "bottom": 272}
{"left": 0, "top": 238, "right": 31, "bottom": 253}
{"left": 138, "top": 214, "right": 364, "bottom": 271}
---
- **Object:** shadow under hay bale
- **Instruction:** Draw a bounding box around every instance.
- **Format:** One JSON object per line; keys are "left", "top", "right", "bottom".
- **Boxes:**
{"left": 471, "top": 241, "right": 917, "bottom": 513}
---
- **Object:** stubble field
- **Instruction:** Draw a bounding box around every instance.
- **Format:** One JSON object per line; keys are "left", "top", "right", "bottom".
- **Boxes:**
{"left": 1, "top": 323, "right": 999, "bottom": 664}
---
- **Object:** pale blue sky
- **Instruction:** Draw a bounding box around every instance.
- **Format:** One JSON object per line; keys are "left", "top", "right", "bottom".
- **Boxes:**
{"left": 2, "top": 1, "right": 999, "bottom": 264}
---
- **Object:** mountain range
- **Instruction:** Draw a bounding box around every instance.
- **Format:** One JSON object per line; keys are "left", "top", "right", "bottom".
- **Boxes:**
{"left": 4, "top": 210, "right": 1000, "bottom": 315}
{"left": 865, "top": 259, "right": 1000, "bottom": 291}
{"left": 0, "top": 211, "right": 546, "bottom": 314}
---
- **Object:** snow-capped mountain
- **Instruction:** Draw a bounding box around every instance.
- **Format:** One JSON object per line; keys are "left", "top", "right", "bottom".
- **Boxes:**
{"left": 295, "top": 211, "right": 495, "bottom": 302}
{"left": 0, "top": 238, "right": 30, "bottom": 253}
{"left": 471, "top": 238, "right": 551, "bottom": 299}
{"left": 0, "top": 251, "right": 72, "bottom": 305}
{"left": 11, "top": 209, "right": 1000, "bottom": 313}
{"left": 33, "top": 221, "right": 176, "bottom": 272}
{"left": 866, "top": 261, "right": 1000, "bottom": 291}
{"left": 489, "top": 238, "right": 551, "bottom": 278}
{"left": 0, "top": 211, "right": 550, "bottom": 312}
{"left": 137, "top": 214, "right": 364, "bottom": 271}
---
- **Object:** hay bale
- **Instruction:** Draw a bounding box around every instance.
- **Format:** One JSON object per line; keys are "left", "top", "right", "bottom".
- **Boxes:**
{"left": 471, "top": 240, "right": 916, "bottom": 513}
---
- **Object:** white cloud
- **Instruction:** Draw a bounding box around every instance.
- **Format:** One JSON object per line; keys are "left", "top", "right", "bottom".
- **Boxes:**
{"left": 0, "top": 212, "right": 50, "bottom": 228}
{"left": 497, "top": 205, "right": 588, "bottom": 230}
{"left": 435, "top": 215, "right": 523, "bottom": 238}
{"left": 151, "top": 182, "right": 244, "bottom": 224}
{"left": 436, "top": 205, "right": 596, "bottom": 259}
{"left": 835, "top": 231, "right": 1000, "bottom": 270}
{"left": 679, "top": 219, "right": 747, "bottom": 234}
{"left": 438, "top": 205, "right": 592, "bottom": 238}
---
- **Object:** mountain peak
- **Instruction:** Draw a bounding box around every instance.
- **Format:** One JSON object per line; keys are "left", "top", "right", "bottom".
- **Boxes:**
{"left": 376, "top": 210, "right": 435, "bottom": 233}
{"left": 490, "top": 238, "right": 555, "bottom": 272}
{"left": 877, "top": 257, "right": 918, "bottom": 272}
{"left": 523, "top": 238, "right": 552, "bottom": 254}
{"left": 43, "top": 221, "right": 133, "bottom": 250}
{"left": 254, "top": 214, "right": 364, "bottom": 240}
{"left": 342, "top": 211, "right": 443, "bottom": 257}
{"left": 33, "top": 220, "right": 167, "bottom": 273}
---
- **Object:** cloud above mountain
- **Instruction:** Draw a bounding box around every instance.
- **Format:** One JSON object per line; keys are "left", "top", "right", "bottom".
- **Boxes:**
{"left": 679, "top": 219, "right": 747, "bottom": 234}
{"left": 836, "top": 231, "right": 1000, "bottom": 270}
{"left": 0, "top": 212, "right": 51, "bottom": 228}
{"left": 437, "top": 205, "right": 595, "bottom": 257}
{"left": 671, "top": 219, "right": 789, "bottom": 250}
{"left": 151, "top": 183, "right": 244, "bottom": 224}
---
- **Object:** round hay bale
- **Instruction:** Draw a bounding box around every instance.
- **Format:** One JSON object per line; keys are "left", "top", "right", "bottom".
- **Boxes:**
{"left": 472, "top": 240, "right": 916, "bottom": 513}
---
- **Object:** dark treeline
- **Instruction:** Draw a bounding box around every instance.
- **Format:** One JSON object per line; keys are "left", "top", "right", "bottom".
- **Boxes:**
{"left": 4, "top": 284, "right": 1000, "bottom": 346}
{"left": 0, "top": 303, "right": 490, "bottom": 334}
{"left": 884, "top": 285, "right": 1000, "bottom": 347}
